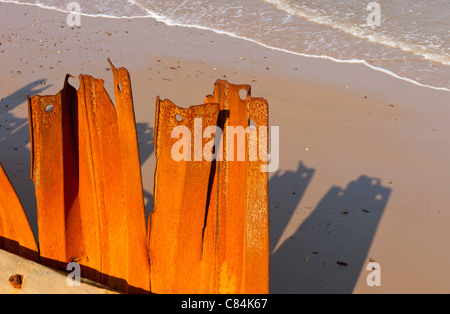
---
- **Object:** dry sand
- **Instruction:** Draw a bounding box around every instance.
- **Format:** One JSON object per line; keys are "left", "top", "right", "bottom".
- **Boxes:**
{"left": 1, "top": 2, "right": 449, "bottom": 293}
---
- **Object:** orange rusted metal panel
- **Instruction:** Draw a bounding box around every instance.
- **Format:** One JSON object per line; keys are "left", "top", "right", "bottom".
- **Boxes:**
{"left": 28, "top": 60, "right": 149, "bottom": 293}
{"left": 0, "top": 162, "right": 39, "bottom": 262}
{"left": 149, "top": 99, "right": 221, "bottom": 294}
{"left": 206, "top": 80, "right": 270, "bottom": 294}
{"left": 149, "top": 80, "right": 269, "bottom": 294}
{"left": 28, "top": 74, "right": 82, "bottom": 270}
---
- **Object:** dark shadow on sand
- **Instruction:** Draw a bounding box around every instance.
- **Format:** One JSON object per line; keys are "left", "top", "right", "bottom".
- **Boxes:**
{"left": 136, "top": 122, "right": 155, "bottom": 221}
{"left": 269, "top": 161, "right": 315, "bottom": 253}
{"left": 270, "top": 163, "right": 391, "bottom": 293}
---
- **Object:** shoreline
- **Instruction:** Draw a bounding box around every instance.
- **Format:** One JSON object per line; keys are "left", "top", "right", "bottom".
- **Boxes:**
{"left": 1, "top": 0, "right": 449, "bottom": 92}
{"left": 1, "top": 2, "right": 450, "bottom": 294}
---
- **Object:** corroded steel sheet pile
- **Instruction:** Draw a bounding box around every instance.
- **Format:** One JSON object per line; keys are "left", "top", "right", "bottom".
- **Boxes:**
{"left": 0, "top": 163, "right": 39, "bottom": 262}
{"left": 0, "top": 62, "right": 269, "bottom": 294}
{"left": 149, "top": 80, "right": 269, "bottom": 293}
{"left": 27, "top": 60, "right": 149, "bottom": 293}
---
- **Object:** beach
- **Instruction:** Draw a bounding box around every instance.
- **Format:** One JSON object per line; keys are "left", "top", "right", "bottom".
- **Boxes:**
{"left": 1, "top": 2, "right": 450, "bottom": 293}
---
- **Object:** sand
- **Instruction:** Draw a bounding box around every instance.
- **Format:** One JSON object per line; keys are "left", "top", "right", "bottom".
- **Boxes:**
{"left": 1, "top": 2, "right": 449, "bottom": 293}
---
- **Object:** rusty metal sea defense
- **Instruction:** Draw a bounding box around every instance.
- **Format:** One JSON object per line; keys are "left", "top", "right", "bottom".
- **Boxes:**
{"left": 0, "top": 61, "right": 269, "bottom": 294}
{"left": 27, "top": 59, "right": 149, "bottom": 293}
{"left": 149, "top": 80, "right": 269, "bottom": 294}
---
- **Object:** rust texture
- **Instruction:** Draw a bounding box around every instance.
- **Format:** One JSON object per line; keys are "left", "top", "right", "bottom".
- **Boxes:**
{"left": 2, "top": 62, "right": 269, "bottom": 294}
{"left": 0, "top": 163, "right": 39, "bottom": 262}
{"left": 27, "top": 59, "right": 149, "bottom": 293}
{"left": 149, "top": 80, "right": 269, "bottom": 294}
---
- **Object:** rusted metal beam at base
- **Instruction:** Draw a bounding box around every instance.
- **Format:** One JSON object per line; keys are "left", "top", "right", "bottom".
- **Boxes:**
{"left": 149, "top": 80, "right": 269, "bottom": 294}
{"left": 27, "top": 60, "right": 149, "bottom": 294}
{"left": 0, "top": 163, "right": 39, "bottom": 262}
{"left": 0, "top": 249, "right": 118, "bottom": 294}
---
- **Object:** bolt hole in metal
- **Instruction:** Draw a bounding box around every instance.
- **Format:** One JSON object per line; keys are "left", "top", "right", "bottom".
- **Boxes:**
{"left": 239, "top": 89, "right": 248, "bottom": 101}
{"left": 175, "top": 114, "right": 183, "bottom": 122}
{"left": 45, "top": 104, "right": 54, "bottom": 113}
{"left": 9, "top": 274, "right": 24, "bottom": 289}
